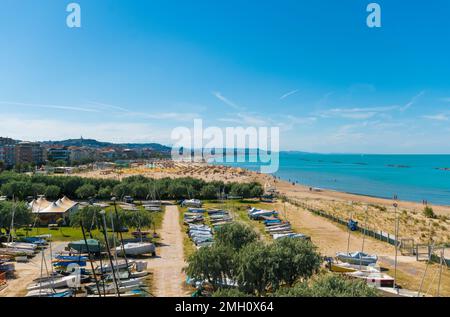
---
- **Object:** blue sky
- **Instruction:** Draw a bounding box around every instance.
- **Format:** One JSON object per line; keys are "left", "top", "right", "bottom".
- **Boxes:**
{"left": 0, "top": 0, "right": 449, "bottom": 153}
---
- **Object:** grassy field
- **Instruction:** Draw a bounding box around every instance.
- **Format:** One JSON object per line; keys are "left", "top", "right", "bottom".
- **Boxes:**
{"left": 179, "top": 199, "right": 278, "bottom": 259}
{"left": 14, "top": 206, "right": 166, "bottom": 243}
{"left": 179, "top": 206, "right": 198, "bottom": 259}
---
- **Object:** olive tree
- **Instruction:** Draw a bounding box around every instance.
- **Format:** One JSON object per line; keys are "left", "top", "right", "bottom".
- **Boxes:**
{"left": 215, "top": 222, "right": 258, "bottom": 250}
{"left": 0, "top": 201, "right": 32, "bottom": 234}
{"left": 185, "top": 244, "right": 235, "bottom": 291}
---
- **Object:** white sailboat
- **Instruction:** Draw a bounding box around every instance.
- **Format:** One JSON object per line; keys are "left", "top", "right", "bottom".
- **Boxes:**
{"left": 115, "top": 242, "right": 156, "bottom": 256}
{"left": 27, "top": 274, "right": 80, "bottom": 291}
{"left": 2, "top": 242, "right": 38, "bottom": 251}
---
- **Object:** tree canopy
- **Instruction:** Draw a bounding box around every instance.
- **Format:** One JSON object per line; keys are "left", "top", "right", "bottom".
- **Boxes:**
{"left": 0, "top": 201, "right": 32, "bottom": 234}
{"left": 185, "top": 223, "right": 322, "bottom": 296}
{"left": 215, "top": 222, "right": 258, "bottom": 250}
{"left": 0, "top": 171, "right": 263, "bottom": 201}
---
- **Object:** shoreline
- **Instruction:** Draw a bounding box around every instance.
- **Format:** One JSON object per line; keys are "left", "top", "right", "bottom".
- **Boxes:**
{"left": 269, "top": 174, "right": 450, "bottom": 216}
{"left": 73, "top": 160, "right": 450, "bottom": 215}
{"left": 209, "top": 162, "right": 450, "bottom": 212}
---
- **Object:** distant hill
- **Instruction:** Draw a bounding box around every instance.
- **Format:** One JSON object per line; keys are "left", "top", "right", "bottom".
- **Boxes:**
{"left": 40, "top": 138, "right": 171, "bottom": 152}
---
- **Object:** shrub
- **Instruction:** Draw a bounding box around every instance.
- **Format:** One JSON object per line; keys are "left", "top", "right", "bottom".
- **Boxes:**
{"left": 215, "top": 223, "right": 258, "bottom": 250}
{"left": 423, "top": 206, "right": 437, "bottom": 219}
{"left": 274, "top": 274, "right": 379, "bottom": 297}
{"left": 212, "top": 288, "right": 252, "bottom": 297}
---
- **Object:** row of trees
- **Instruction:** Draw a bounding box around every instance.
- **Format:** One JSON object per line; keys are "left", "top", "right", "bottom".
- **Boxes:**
{"left": 0, "top": 172, "right": 263, "bottom": 201}
{"left": 68, "top": 206, "right": 153, "bottom": 231}
{"left": 185, "top": 223, "right": 378, "bottom": 297}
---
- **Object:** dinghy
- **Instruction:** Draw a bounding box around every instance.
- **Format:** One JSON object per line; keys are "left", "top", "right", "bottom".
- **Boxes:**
{"left": 336, "top": 251, "right": 378, "bottom": 266}
{"left": 115, "top": 271, "right": 149, "bottom": 279}
{"left": 33, "top": 273, "right": 65, "bottom": 283}
{"left": 115, "top": 242, "right": 156, "bottom": 256}
{"left": 248, "top": 208, "right": 278, "bottom": 220}
{"left": 20, "top": 237, "right": 48, "bottom": 246}
{"left": 273, "top": 233, "right": 309, "bottom": 240}
{"left": 68, "top": 239, "right": 102, "bottom": 253}
{"left": 27, "top": 274, "right": 80, "bottom": 291}
{"left": 0, "top": 247, "right": 35, "bottom": 257}
{"left": 347, "top": 271, "right": 394, "bottom": 288}
{"left": 266, "top": 227, "right": 292, "bottom": 234}
{"left": 97, "top": 260, "right": 134, "bottom": 273}
{"left": 187, "top": 208, "right": 206, "bottom": 213}
{"left": 25, "top": 288, "right": 72, "bottom": 297}
{"left": 326, "top": 259, "right": 380, "bottom": 273}
{"left": 89, "top": 283, "right": 143, "bottom": 295}
{"left": 88, "top": 290, "right": 143, "bottom": 297}
{"left": 181, "top": 199, "right": 202, "bottom": 208}
{"left": 2, "top": 242, "right": 37, "bottom": 251}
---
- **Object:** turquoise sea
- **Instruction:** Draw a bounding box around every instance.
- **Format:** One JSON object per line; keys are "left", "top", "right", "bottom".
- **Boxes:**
{"left": 217, "top": 152, "right": 450, "bottom": 206}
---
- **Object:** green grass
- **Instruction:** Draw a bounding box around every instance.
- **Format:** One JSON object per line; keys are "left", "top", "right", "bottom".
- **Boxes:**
{"left": 15, "top": 227, "right": 93, "bottom": 241}
{"left": 14, "top": 206, "right": 166, "bottom": 243}
{"left": 179, "top": 206, "right": 197, "bottom": 259}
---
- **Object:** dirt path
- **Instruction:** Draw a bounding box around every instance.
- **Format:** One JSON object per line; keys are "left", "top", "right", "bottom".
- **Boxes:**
{"left": 150, "top": 205, "right": 188, "bottom": 297}
{"left": 283, "top": 202, "right": 450, "bottom": 296}
{"left": 0, "top": 242, "right": 66, "bottom": 297}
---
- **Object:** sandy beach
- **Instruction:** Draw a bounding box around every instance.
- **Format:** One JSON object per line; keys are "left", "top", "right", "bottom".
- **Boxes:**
{"left": 74, "top": 161, "right": 450, "bottom": 244}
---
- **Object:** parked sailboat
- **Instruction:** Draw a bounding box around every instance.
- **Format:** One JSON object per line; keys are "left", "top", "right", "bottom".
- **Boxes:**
{"left": 115, "top": 242, "right": 156, "bottom": 257}
{"left": 27, "top": 274, "right": 80, "bottom": 291}
{"left": 336, "top": 251, "right": 378, "bottom": 266}
{"left": 2, "top": 242, "right": 38, "bottom": 251}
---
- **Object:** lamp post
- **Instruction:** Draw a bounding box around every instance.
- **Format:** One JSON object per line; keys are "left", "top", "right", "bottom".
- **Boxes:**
{"left": 393, "top": 197, "right": 399, "bottom": 292}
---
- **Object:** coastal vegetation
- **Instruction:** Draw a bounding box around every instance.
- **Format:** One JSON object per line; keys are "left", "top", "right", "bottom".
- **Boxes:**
{"left": 69, "top": 205, "right": 153, "bottom": 231}
{"left": 0, "top": 171, "right": 263, "bottom": 201}
{"left": 423, "top": 206, "right": 437, "bottom": 219}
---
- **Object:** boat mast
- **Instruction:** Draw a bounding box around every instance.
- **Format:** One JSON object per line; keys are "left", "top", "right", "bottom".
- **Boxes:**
{"left": 92, "top": 209, "right": 106, "bottom": 296}
{"left": 360, "top": 205, "right": 369, "bottom": 269}
{"left": 80, "top": 219, "right": 102, "bottom": 297}
{"left": 109, "top": 212, "right": 119, "bottom": 268}
{"left": 99, "top": 210, "right": 121, "bottom": 297}
{"left": 346, "top": 201, "right": 353, "bottom": 255}
{"left": 112, "top": 197, "right": 131, "bottom": 277}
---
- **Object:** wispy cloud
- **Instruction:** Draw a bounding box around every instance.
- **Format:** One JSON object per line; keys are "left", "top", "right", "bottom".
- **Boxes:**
{"left": 400, "top": 91, "right": 425, "bottom": 111}
{"left": 86, "top": 101, "right": 131, "bottom": 112}
{"left": 138, "top": 112, "right": 200, "bottom": 121}
{"left": 0, "top": 101, "right": 100, "bottom": 113}
{"left": 212, "top": 92, "right": 244, "bottom": 110}
{"left": 318, "top": 106, "right": 397, "bottom": 120}
{"left": 422, "top": 113, "right": 449, "bottom": 121}
{"left": 218, "top": 113, "right": 316, "bottom": 133}
{"left": 219, "top": 113, "right": 269, "bottom": 126}
{"left": 280, "top": 89, "right": 299, "bottom": 100}
{"left": 0, "top": 114, "right": 172, "bottom": 144}
{"left": 86, "top": 100, "right": 200, "bottom": 122}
